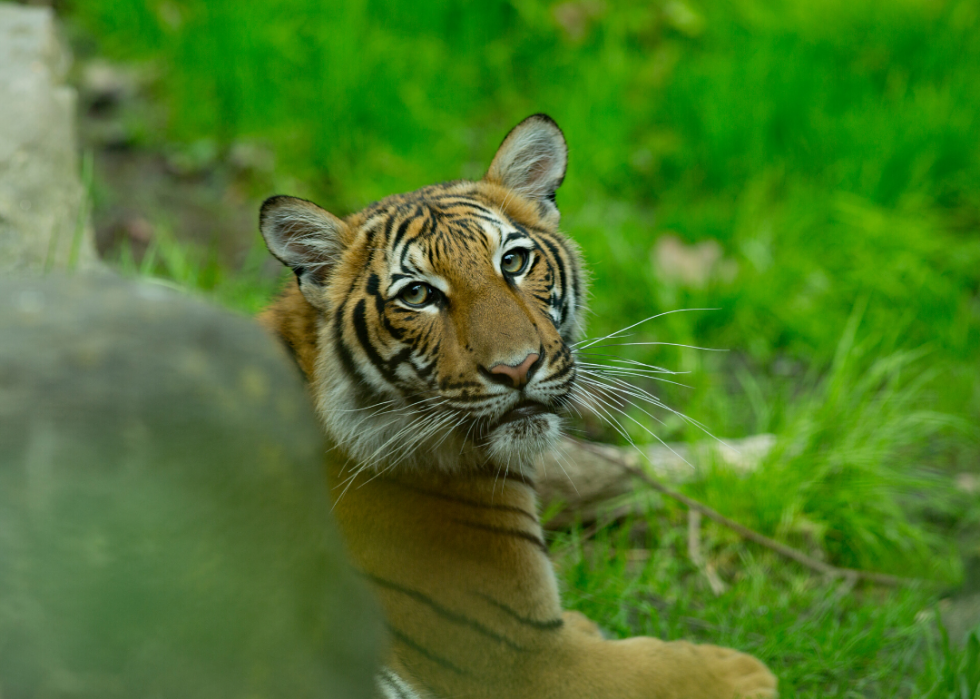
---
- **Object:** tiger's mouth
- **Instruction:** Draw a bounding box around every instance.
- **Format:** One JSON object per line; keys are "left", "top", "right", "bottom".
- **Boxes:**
{"left": 482, "top": 399, "right": 562, "bottom": 463}
{"left": 492, "top": 400, "right": 552, "bottom": 429}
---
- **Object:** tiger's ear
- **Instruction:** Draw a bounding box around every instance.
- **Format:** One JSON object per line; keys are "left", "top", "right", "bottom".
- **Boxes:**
{"left": 259, "top": 195, "right": 351, "bottom": 310}
{"left": 484, "top": 114, "right": 568, "bottom": 206}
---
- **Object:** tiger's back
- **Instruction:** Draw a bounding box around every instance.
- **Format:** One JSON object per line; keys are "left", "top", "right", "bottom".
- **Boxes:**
{"left": 259, "top": 115, "right": 777, "bottom": 699}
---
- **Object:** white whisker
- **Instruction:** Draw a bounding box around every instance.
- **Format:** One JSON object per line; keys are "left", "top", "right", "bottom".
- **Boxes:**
{"left": 583, "top": 341, "right": 727, "bottom": 353}
{"left": 572, "top": 380, "right": 692, "bottom": 468}
{"left": 573, "top": 308, "right": 719, "bottom": 350}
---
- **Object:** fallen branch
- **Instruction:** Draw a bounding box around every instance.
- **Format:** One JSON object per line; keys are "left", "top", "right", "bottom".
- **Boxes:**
{"left": 570, "top": 439, "right": 925, "bottom": 588}
{"left": 538, "top": 434, "right": 776, "bottom": 528}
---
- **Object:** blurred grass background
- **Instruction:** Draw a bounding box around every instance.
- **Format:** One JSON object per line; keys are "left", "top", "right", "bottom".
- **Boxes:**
{"left": 57, "top": 0, "right": 980, "bottom": 694}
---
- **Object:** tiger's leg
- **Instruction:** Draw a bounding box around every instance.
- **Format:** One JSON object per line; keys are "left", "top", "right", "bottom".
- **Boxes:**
{"left": 378, "top": 620, "right": 776, "bottom": 699}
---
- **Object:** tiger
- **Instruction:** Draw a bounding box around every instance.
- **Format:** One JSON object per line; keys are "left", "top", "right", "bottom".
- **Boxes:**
{"left": 258, "top": 114, "right": 778, "bottom": 699}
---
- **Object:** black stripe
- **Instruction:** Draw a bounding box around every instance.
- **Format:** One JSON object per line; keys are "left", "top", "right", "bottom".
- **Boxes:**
{"left": 451, "top": 519, "right": 548, "bottom": 554}
{"left": 439, "top": 378, "right": 483, "bottom": 391}
{"left": 528, "top": 253, "right": 543, "bottom": 275}
{"left": 334, "top": 294, "right": 382, "bottom": 405}
{"left": 457, "top": 211, "right": 503, "bottom": 226}
{"left": 535, "top": 232, "right": 568, "bottom": 311}
{"left": 417, "top": 208, "right": 436, "bottom": 241}
{"left": 474, "top": 592, "right": 565, "bottom": 631}
{"left": 566, "top": 242, "right": 583, "bottom": 320}
{"left": 435, "top": 203, "right": 494, "bottom": 215}
{"left": 334, "top": 332, "right": 362, "bottom": 384}
{"left": 414, "top": 358, "right": 436, "bottom": 379}
{"left": 556, "top": 246, "right": 581, "bottom": 334}
{"left": 431, "top": 197, "right": 493, "bottom": 210}
{"left": 475, "top": 469, "right": 536, "bottom": 488}
{"left": 363, "top": 220, "right": 377, "bottom": 248}
{"left": 398, "top": 658, "right": 449, "bottom": 698}
{"left": 389, "top": 346, "right": 412, "bottom": 371}
{"left": 366, "top": 573, "right": 524, "bottom": 651}
{"left": 381, "top": 315, "right": 406, "bottom": 342}
{"left": 446, "top": 393, "right": 500, "bottom": 404}
{"left": 546, "top": 357, "right": 575, "bottom": 383}
{"left": 503, "top": 470, "right": 536, "bottom": 487}
{"left": 353, "top": 299, "right": 401, "bottom": 384}
{"left": 392, "top": 482, "right": 537, "bottom": 523}
{"left": 388, "top": 625, "right": 468, "bottom": 675}
{"left": 444, "top": 207, "right": 494, "bottom": 219}
{"left": 390, "top": 211, "right": 416, "bottom": 252}
{"left": 396, "top": 214, "right": 428, "bottom": 272}
{"left": 399, "top": 231, "right": 415, "bottom": 269}
{"left": 367, "top": 272, "right": 406, "bottom": 342}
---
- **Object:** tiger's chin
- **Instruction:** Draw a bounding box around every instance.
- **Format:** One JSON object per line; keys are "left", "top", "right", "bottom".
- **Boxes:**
{"left": 484, "top": 409, "right": 563, "bottom": 470}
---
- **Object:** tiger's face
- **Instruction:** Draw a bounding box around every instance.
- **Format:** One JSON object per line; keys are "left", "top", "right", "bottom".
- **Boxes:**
{"left": 260, "top": 115, "right": 586, "bottom": 473}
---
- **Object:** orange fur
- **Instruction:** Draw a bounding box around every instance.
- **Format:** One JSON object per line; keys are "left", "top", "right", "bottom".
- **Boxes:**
{"left": 258, "top": 279, "right": 320, "bottom": 379}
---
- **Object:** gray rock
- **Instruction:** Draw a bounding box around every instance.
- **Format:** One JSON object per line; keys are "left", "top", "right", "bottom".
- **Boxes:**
{"left": 0, "top": 3, "right": 99, "bottom": 274}
{"left": 0, "top": 275, "right": 382, "bottom": 698}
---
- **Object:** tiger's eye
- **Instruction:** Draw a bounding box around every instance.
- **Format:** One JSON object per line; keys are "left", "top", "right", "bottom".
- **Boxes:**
{"left": 399, "top": 283, "right": 432, "bottom": 307}
{"left": 501, "top": 249, "right": 528, "bottom": 275}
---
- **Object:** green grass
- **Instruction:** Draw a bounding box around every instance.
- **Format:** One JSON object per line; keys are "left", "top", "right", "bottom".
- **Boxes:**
{"left": 108, "top": 226, "right": 282, "bottom": 313}
{"left": 65, "top": 0, "right": 980, "bottom": 416}
{"left": 552, "top": 518, "right": 980, "bottom": 697}
{"left": 63, "top": 0, "right": 980, "bottom": 693}
{"left": 65, "top": 0, "right": 980, "bottom": 370}
{"left": 684, "top": 304, "right": 968, "bottom": 579}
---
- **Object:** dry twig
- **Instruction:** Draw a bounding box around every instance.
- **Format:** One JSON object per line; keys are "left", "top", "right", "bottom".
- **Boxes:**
{"left": 687, "top": 510, "right": 728, "bottom": 595}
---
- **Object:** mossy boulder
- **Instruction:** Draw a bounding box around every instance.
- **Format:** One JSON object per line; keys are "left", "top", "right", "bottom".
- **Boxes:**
{"left": 0, "top": 275, "right": 381, "bottom": 698}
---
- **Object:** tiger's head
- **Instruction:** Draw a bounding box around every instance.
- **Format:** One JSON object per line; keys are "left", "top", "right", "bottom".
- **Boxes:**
{"left": 259, "top": 115, "right": 586, "bottom": 474}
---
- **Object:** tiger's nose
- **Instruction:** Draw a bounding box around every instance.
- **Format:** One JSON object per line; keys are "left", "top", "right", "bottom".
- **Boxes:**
{"left": 487, "top": 353, "right": 540, "bottom": 389}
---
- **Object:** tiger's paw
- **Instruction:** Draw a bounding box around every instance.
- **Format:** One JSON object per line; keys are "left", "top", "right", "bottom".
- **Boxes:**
{"left": 690, "top": 642, "right": 778, "bottom": 699}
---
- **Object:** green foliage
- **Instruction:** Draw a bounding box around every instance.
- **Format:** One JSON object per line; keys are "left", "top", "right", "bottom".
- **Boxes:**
{"left": 64, "top": 0, "right": 980, "bottom": 689}
{"left": 552, "top": 520, "right": 980, "bottom": 697}
{"left": 683, "top": 304, "right": 966, "bottom": 580}
{"left": 64, "top": 0, "right": 980, "bottom": 376}
{"left": 109, "top": 230, "right": 281, "bottom": 314}
{"left": 922, "top": 627, "right": 980, "bottom": 699}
